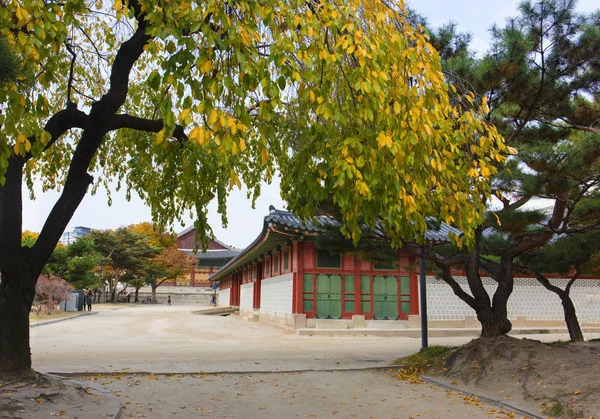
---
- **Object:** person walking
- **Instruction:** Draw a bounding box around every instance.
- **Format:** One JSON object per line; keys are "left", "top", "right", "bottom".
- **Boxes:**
{"left": 86, "top": 290, "right": 93, "bottom": 311}
{"left": 167, "top": 295, "right": 172, "bottom": 306}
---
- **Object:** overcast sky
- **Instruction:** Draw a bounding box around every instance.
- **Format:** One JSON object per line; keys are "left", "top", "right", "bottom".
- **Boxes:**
{"left": 22, "top": 0, "right": 599, "bottom": 249}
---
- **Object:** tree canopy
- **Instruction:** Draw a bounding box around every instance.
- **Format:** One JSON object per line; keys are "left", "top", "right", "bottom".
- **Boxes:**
{"left": 1, "top": 0, "right": 506, "bottom": 250}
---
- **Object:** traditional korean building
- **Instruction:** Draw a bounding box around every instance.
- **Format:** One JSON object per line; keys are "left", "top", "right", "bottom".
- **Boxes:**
{"left": 210, "top": 206, "right": 457, "bottom": 328}
{"left": 161, "top": 227, "right": 240, "bottom": 288}
{"left": 211, "top": 206, "right": 600, "bottom": 330}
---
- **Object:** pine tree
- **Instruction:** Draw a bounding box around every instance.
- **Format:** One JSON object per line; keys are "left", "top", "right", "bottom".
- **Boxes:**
{"left": 408, "top": 0, "right": 600, "bottom": 338}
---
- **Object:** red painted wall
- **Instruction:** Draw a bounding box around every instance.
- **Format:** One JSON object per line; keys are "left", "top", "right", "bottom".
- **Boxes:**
{"left": 177, "top": 229, "right": 230, "bottom": 250}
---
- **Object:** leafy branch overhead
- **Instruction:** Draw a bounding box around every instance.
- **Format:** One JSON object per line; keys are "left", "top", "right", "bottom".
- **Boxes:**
{"left": 1, "top": 0, "right": 508, "bottom": 252}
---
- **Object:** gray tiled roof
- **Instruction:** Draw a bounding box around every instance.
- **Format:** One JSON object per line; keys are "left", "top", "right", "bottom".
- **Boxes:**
{"left": 182, "top": 249, "right": 241, "bottom": 260}
{"left": 266, "top": 206, "right": 461, "bottom": 242}
{"left": 423, "top": 218, "right": 462, "bottom": 242}
{"left": 265, "top": 207, "right": 338, "bottom": 232}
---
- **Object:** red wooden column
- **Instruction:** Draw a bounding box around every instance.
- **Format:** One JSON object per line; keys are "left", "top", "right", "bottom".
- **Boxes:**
{"left": 410, "top": 255, "right": 419, "bottom": 315}
{"left": 294, "top": 242, "right": 304, "bottom": 314}
{"left": 233, "top": 273, "right": 239, "bottom": 306}
{"left": 235, "top": 271, "right": 241, "bottom": 306}
{"left": 354, "top": 255, "right": 362, "bottom": 315}
{"left": 254, "top": 262, "right": 263, "bottom": 309}
{"left": 229, "top": 275, "right": 234, "bottom": 306}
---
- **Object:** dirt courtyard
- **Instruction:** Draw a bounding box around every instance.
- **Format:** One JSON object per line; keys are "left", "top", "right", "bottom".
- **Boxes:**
{"left": 31, "top": 305, "right": 477, "bottom": 374}
{"left": 29, "top": 304, "right": 597, "bottom": 418}
{"left": 76, "top": 370, "right": 520, "bottom": 419}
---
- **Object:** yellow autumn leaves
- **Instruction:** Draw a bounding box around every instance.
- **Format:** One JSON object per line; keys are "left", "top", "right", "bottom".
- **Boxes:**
{"left": 155, "top": 107, "right": 253, "bottom": 158}
{"left": 14, "top": 6, "right": 30, "bottom": 26}
{"left": 13, "top": 134, "right": 31, "bottom": 155}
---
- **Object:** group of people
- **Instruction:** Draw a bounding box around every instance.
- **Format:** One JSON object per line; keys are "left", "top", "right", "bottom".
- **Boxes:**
{"left": 82, "top": 289, "right": 94, "bottom": 311}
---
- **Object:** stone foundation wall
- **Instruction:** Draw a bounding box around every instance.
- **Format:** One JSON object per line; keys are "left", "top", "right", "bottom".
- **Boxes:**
{"left": 134, "top": 287, "right": 213, "bottom": 305}
{"left": 423, "top": 276, "right": 600, "bottom": 323}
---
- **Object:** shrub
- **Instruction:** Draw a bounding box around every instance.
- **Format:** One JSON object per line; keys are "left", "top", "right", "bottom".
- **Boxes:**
{"left": 33, "top": 275, "right": 73, "bottom": 314}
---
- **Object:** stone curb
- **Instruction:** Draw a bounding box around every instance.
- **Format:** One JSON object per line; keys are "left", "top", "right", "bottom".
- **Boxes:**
{"left": 296, "top": 327, "right": 600, "bottom": 337}
{"left": 47, "top": 373, "right": 122, "bottom": 419}
{"left": 48, "top": 365, "right": 396, "bottom": 377}
{"left": 30, "top": 311, "right": 98, "bottom": 328}
{"left": 420, "top": 375, "right": 545, "bottom": 419}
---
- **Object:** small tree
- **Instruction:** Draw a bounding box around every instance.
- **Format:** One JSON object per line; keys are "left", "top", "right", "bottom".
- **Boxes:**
{"left": 130, "top": 222, "right": 196, "bottom": 303}
{"left": 146, "top": 246, "right": 196, "bottom": 304}
{"left": 91, "top": 228, "right": 159, "bottom": 303}
{"left": 41, "top": 235, "right": 102, "bottom": 290}
{"left": 33, "top": 275, "right": 72, "bottom": 315}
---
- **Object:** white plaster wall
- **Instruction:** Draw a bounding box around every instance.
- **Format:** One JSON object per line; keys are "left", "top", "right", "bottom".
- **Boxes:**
{"left": 218, "top": 288, "right": 230, "bottom": 307}
{"left": 240, "top": 283, "right": 254, "bottom": 310}
{"left": 260, "top": 273, "right": 293, "bottom": 315}
{"left": 421, "top": 276, "right": 600, "bottom": 322}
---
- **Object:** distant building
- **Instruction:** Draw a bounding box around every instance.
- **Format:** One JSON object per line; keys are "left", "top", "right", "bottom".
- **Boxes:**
{"left": 60, "top": 226, "right": 92, "bottom": 246}
{"left": 167, "top": 227, "right": 240, "bottom": 288}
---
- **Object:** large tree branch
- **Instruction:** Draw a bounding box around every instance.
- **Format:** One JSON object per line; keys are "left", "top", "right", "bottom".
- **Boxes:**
{"left": 23, "top": 107, "right": 88, "bottom": 162}
{"left": 437, "top": 265, "right": 480, "bottom": 310}
{"left": 29, "top": 2, "right": 152, "bottom": 272}
{"left": 507, "top": 198, "right": 567, "bottom": 257}
{"left": 104, "top": 0, "right": 150, "bottom": 111}
{"left": 464, "top": 234, "right": 492, "bottom": 308}
{"left": 112, "top": 114, "right": 188, "bottom": 142}
{"left": 401, "top": 242, "right": 467, "bottom": 267}
{"left": 540, "top": 117, "right": 600, "bottom": 135}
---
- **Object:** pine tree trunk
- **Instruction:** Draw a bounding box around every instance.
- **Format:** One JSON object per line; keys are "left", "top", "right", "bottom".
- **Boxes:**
{"left": 478, "top": 309, "right": 513, "bottom": 337}
{"left": 0, "top": 273, "right": 36, "bottom": 374}
{"left": 560, "top": 294, "right": 584, "bottom": 342}
{"left": 134, "top": 287, "right": 139, "bottom": 303}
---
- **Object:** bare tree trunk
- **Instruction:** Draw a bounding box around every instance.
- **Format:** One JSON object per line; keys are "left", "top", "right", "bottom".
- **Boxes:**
{"left": 561, "top": 294, "right": 584, "bottom": 342}
{"left": 478, "top": 308, "right": 513, "bottom": 337}
{"left": 0, "top": 158, "right": 38, "bottom": 373}
{"left": 478, "top": 257, "right": 514, "bottom": 337}
{"left": 0, "top": 272, "right": 36, "bottom": 374}
{"left": 110, "top": 277, "right": 118, "bottom": 303}
{"left": 532, "top": 272, "right": 584, "bottom": 342}
{"left": 151, "top": 282, "right": 158, "bottom": 304}
{"left": 134, "top": 287, "right": 140, "bottom": 303}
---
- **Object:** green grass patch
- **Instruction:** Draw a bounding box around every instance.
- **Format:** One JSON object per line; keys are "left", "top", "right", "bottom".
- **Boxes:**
{"left": 549, "top": 401, "right": 565, "bottom": 417}
{"left": 392, "top": 345, "right": 453, "bottom": 373}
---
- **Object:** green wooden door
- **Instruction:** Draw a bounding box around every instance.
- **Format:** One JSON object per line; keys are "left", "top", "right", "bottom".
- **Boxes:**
{"left": 316, "top": 274, "right": 342, "bottom": 319}
{"left": 373, "top": 275, "right": 398, "bottom": 320}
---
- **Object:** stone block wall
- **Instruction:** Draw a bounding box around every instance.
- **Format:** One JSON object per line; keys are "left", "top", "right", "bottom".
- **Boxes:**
{"left": 423, "top": 276, "right": 600, "bottom": 323}
{"left": 134, "top": 286, "right": 213, "bottom": 305}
